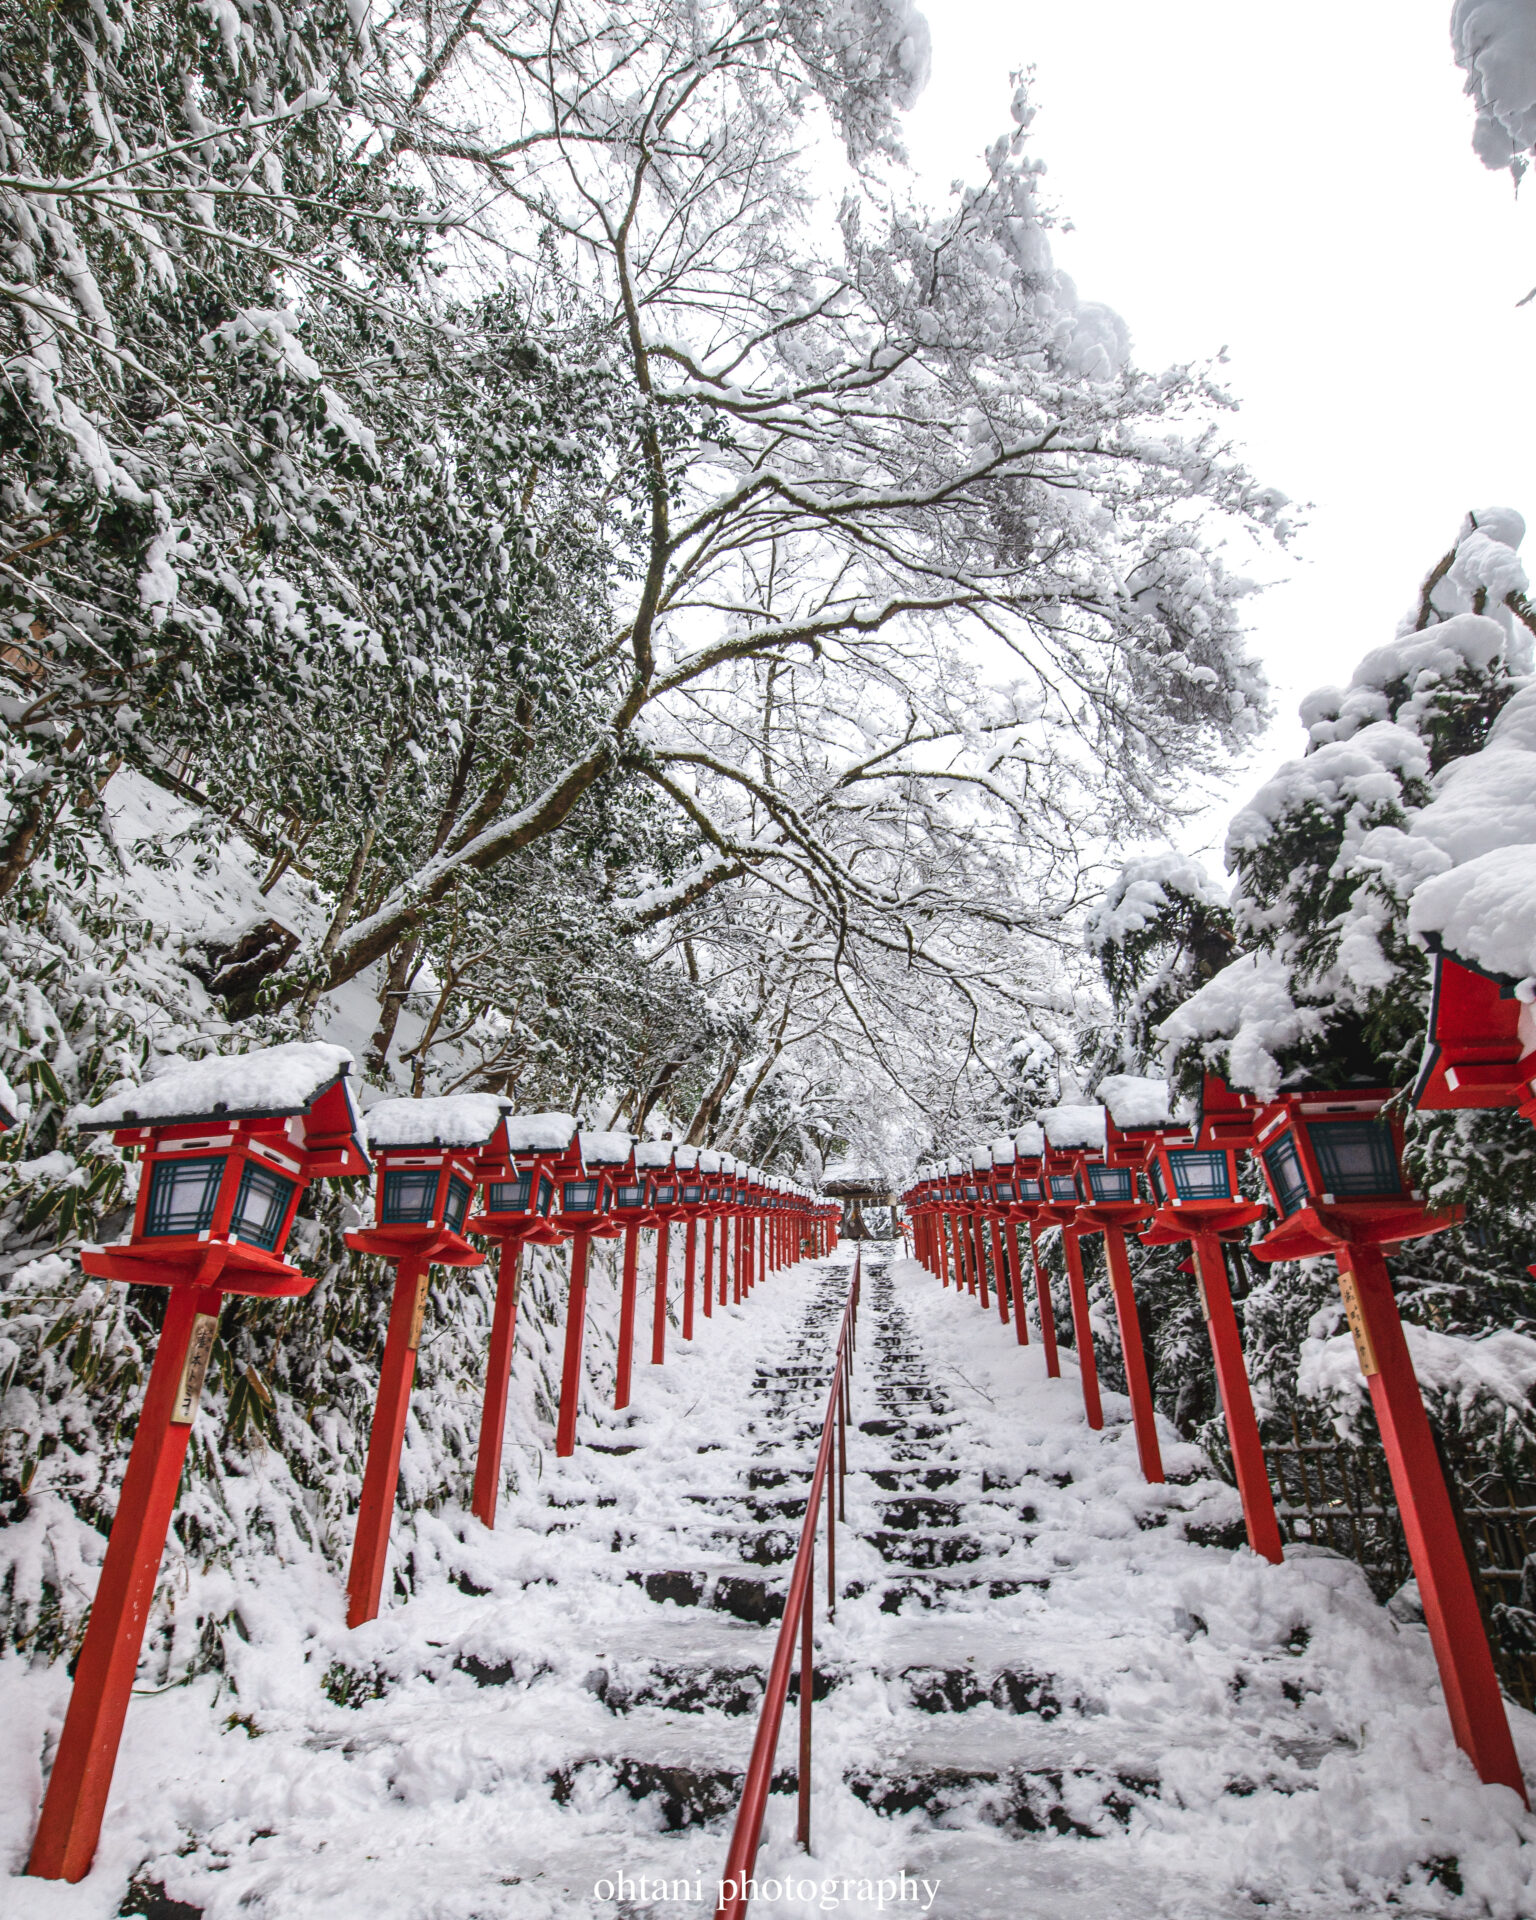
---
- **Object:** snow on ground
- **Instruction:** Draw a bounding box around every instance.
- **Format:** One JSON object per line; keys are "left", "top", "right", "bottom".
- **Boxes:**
{"left": 4, "top": 1251, "right": 1535, "bottom": 1919}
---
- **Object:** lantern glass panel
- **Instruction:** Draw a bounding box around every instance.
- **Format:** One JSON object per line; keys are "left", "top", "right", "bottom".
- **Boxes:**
{"left": 614, "top": 1183, "right": 646, "bottom": 1210}
{"left": 654, "top": 1184, "right": 676, "bottom": 1204}
{"left": 964, "top": 1184, "right": 980, "bottom": 1201}
{"left": 683, "top": 1184, "right": 703, "bottom": 1202}
{"left": 145, "top": 1154, "right": 226, "bottom": 1238}
{"left": 1049, "top": 1174, "right": 1079, "bottom": 1202}
{"left": 995, "top": 1181, "right": 1014, "bottom": 1201}
{"left": 488, "top": 1173, "right": 532, "bottom": 1215}
{"left": 536, "top": 1175, "right": 554, "bottom": 1215}
{"left": 1168, "top": 1149, "right": 1231, "bottom": 1200}
{"left": 1262, "top": 1132, "right": 1309, "bottom": 1217}
{"left": 1310, "top": 1118, "right": 1402, "bottom": 1197}
{"left": 1148, "top": 1157, "right": 1167, "bottom": 1202}
{"left": 563, "top": 1179, "right": 600, "bottom": 1213}
{"left": 231, "top": 1159, "right": 296, "bottom": 1250}
{"left": 443, "top": 1175, "right": 471, "bottom": 1234}
{"left": 1019, "top": 1178, "right": 1042, "bottom": 1201}
{"left": 1087, "top": 1166, "right": 1134, "bottom": 1203}
{"left": 383, "top": 1168, "right": 438, "bottom": 1225}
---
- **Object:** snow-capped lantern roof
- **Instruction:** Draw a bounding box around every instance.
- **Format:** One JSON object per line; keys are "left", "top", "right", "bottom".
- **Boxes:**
{"left": 579, "top": 1129, "right": 633, "bottom": 1167}
{"left": 504, "top": 1111, "right": 579, "bottom": 1155}
{"left": 989, "top": 1137, "right": 1016, "bottom": 1165}
{"left": 76, "top": 1042, "right": 370, "bottom": 1293}
{"left": 635, "top": 1141, "right": 676, "bottom": 1171}
{"left": 1014, "top": 1122, "right": 1045, "bottom": 1160}
{"left": 1096, "top": 1075, "right": 1171, "bottom": 1133}
{"left": 970, "top": 1145, "right": 993, "bottom": 1171}
{"left": 1041, "top": 1105, "right": 1107, "bottom": 1151}
{"left": 674, "top": 1145, "right": 701, "bottom": 1172}
{"left": 698, "top": 1149, "right": 722, "bottom": 1174}
{"left": 79, "top": 1041, "right": 365, "bottom": 1153}
{"left": 365, "top": 1092, "right": 511, "bottom": 1152}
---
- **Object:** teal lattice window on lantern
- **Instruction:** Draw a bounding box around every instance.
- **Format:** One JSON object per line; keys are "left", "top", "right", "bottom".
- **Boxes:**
{"left": 995, "top": 1181, "right": 1014, "bottom": 1201}
{"left": 655, "top": 1184, "right": 677, "bottom": 1204}
{"left": 1049, "top": 1174, "right": 1079, "bottom": 1202}
{"left": 563, "top": 1179, "right": 600, "bottom": 1212}
{"left": 1168, "top": 1149, "right": 1231, "bottom": 1200}
{"left": 1148, "top": 1157, "right": 1168, "bottom": 1202}
{"left": 683, "top": 1184, "right": 703, "bottom": 1202}
{"left": 1310, "top": 1119, "right": 1402, "bottom": 1198}
{"left": 1087, "top": 1166, "right": 1134, "bottom": 1202}
{"left": 144, "top": 1155, "right": 226, "bottom": 1237}
{"left": 231, "top": 1159, "right": 296, "bottom": 1250}
{"left": 443, "top": 1176, "right": 471, "bottom": 1234}
{"left": 536, "top": 1175, "right": 553, "bottom": 1215}
{"left": 614, "top": 1183, "right": 646, "bottom": 1210}
{"left": 382, "top": 1168, "right": 438, "bottom": 1224}
{"left": 1263, "top": 1133, "right": 1309, "bottom": 1217}
{"left": 1018, "top": 1178, "right": 1042, "bottom": 1201}
{"left": 488, "top": 1173, "right": 532, "bottom": 1214}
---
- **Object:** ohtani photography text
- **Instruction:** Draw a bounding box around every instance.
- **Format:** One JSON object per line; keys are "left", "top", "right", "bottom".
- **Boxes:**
{"left": 592, "top": 1871, "right": 942, "bottom": 1911}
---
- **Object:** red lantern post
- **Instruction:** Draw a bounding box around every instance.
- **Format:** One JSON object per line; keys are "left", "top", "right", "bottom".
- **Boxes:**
{"left": 546, "top": 1132, "right": 627, "bottom": 1453}
{"left": 467, "top": 1110, "right": 575, "bottom": 1526}
{"left": 1060, "top": 1103, "right": 1164, "bottom": 1486}
{"left": 1131, "top": 1074, "right": 1282, "bottom": 1563}
{"left": 676, "top": 1147, "right": 703, "bottom": 1336}
{"left": 27, "top": 1042, "right": 369, "bottom": 1883}
{"left": 1248, "top": 1086, "right": 1523, "bottom": 1800}
{"left": 635, "top": 1142, "right": 682, "bottom": 1363}
{"left": 1035, "top": 1117, "right": 1103, "bottom": 1427}
{"left": 344, "top": 1094, "right": 509, "bottom": 1627}
{"left": 1009, "top": 1126, "right": 1061, "bottom": 1374}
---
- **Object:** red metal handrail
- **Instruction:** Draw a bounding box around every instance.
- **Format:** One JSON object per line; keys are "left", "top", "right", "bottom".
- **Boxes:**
{"left": 714, "top": 1250, "right": 860, "bottom": 1920}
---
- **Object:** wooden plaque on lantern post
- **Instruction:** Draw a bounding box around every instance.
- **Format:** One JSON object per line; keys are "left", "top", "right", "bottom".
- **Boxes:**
{"left": 28, "top": 1042, "right": 369, "bottom": 1884}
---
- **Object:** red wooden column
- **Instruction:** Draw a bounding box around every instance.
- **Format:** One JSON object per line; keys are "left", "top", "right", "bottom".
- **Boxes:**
{"left": 348, "top": 1255, "right": 431, "bottom": 1626}
{"left": 27, "top": 1284, "right": 223, "bottom": 1882}
{"left": 472, "top": 1241, "right": 524, "bottom": 1527}
{"left": 936, "top": 1213, "right": 951, "bottom": 1287}
{"left": 1341, "top": 1242, "right": 1525, "bottom": 1799}
{"left": 1190, "top": 1233, "right": 1282, "bottom": 1562}
{"left": 1028, "top": 1222, "right": 1060, "bottom": 1376}
{"left": 614, "top": 1223, "right": 641, "bottom": 1407}
{"left": 555, "top": 1231, "right": 593, "bottom": 1456}
{"left": 989, "top": 1217, "right": 1011, "bottom": 1324}
{"left": 734, "top": 1216, "right": 745, "bottom": 1303}
{"left": 650, "top": 1223, "right": 670, "bottom": 1364}
{"left": 703, "top": 1215, "right": 715, "bottom": 1317}
{"left": 1101, "top": 1227, "right": 1164, "bottom": 1484}
{"left": 1007, "top": 1224, "right": 1030, "bottom": 1345}
{"left": 683, "top": 1217, "right": 698, "bottom": 1340}
{"left": 1060, "top": 1227, "right": 1103, "bottom": 1428}
{"left": 972, "top": 1216, "right": 990, "bottom": 1308}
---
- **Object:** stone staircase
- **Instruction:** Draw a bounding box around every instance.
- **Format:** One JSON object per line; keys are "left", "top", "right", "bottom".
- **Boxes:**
{"left": 101, "top": 1250, "right": 1487, "bottom": 1920}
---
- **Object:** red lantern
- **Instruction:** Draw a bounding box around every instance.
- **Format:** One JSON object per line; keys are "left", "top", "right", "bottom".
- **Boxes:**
{"left": 465, "top": 1111, "right": 578, "bottom": 1526}
{"left": 546, "top": 1130, "right": 627, "bottom": 1455}
{"left": 1131, "top": 1075, "right": 1280, "bottom": 1563}
{"left": 1039, "top": 1108, "right": 1106, "bottom": 1432}
{"left": 1414, "top": 950, "right": 1536, "bottom": 1117}
{"left": 1049, "top": 1103, "right": 1165, "bottom": 1482}
{"left": 344, "top": 1093, "right": 509, "bottom": 1627}
{"left": 28, "top": 1042, "right": 369, "bottom": 1884}
{"left": 1008, "top": 1123, "right": 1061, "bottom": 1375}
{"left": 1246, "top": 1085, "right": 1522, "bottom": 1799}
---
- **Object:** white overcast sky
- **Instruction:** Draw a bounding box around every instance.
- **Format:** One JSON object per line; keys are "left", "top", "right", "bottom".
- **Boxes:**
{"left": 902, "top": 0, "right": 1536, "bottom": 844}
